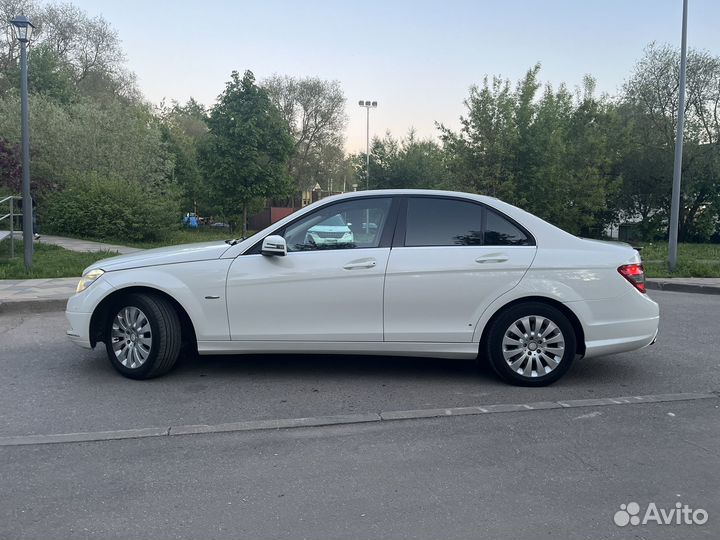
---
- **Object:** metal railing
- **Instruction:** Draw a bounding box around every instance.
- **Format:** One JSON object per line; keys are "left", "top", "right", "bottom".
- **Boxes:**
{"left": 0, "top": 195, "right": 22, "bottom": 259}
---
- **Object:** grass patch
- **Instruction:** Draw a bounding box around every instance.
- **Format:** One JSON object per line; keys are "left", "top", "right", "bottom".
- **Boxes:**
{"left": 637, "top": 243, "right": 720, "bottom": 278}
{"left": 43, "top": 226, "right": 239, "bottom": 249}
{"left": 120, "top": 227, "right": 238, "bottom": 248}
{"left": 0, "top": 239, "right": 113, "bottom": 279}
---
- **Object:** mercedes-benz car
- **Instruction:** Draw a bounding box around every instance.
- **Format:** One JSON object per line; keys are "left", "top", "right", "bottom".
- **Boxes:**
{"left": 66, "top": 189, "right": 659, "bottom": 386}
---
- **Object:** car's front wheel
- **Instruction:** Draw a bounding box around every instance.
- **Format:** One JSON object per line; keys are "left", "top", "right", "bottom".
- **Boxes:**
{"left": 105, "top": 293, "right": 181, "bottom": 380}
{"left": 485, "top": 302, "right": 576, "bottom": 386}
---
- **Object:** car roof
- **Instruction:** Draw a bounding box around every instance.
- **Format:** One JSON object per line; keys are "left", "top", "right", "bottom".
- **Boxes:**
{"left": 225, "top": 189, "right": 581, "bottom": 257}
{"left": 320, "top": 189, "right": 498, "bottom": 205}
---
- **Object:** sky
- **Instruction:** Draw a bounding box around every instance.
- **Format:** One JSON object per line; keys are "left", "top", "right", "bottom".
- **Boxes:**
{"left": 70, "top": 0, "right": 720, "bottom": 152}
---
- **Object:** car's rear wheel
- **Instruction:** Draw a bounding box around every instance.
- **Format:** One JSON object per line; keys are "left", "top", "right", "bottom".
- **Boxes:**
{"left": 485, "top": 302, "right": 576, "bottom": 386}
{"left": 105, "top": 293, "right": 181, "bottom": 380}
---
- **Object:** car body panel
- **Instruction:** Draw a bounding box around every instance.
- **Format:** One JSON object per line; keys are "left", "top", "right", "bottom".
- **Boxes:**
{"left": 85, "top": 241, "right": 231, "bottom": 273}
{"left": 226, "top": 248, "right": 389, "bottom": 341}
{"left": 67, "top": 259, "right": 233, "bottom": 342}
{"left": 384, "top": 245, "right": 537, "bottom": 342}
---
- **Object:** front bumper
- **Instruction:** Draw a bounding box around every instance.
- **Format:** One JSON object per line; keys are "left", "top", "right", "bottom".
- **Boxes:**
{"left": 66, "top": 310, "right": 93, "bottom": 349}
{"left": 65, "top": 278, "right": 115, "bottom": 349}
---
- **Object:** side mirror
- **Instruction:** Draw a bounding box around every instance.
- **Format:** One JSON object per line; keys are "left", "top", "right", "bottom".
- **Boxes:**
{"left": 261, "top": 235, "right": 287, "bottom": 256}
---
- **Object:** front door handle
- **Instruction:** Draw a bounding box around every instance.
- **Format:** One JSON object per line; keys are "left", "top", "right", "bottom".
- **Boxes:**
{"left": 343, "top": 258, "right": 377, "bottom": 270}
{"left": 475, "top": 255, "right": 509, "bottom": 264}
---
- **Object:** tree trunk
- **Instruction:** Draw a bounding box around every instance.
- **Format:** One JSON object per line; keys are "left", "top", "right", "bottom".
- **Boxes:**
{"left": 242, "top": 204, "right": 248, "bottom": 238}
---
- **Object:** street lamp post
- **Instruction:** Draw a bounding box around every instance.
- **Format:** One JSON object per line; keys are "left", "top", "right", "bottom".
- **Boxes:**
{"left": 668, "top": 0, "right": 688, "bottom": 272}
{"left": 358, "top": 100, "right": 377, "bottom": 190}
{"left": 10, "top": 14, "right": 35, "bottom": 271}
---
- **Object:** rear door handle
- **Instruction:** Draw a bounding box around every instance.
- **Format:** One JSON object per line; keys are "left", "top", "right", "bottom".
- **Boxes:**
{"left": 343, "top": 258, "right": 377, "bottom": 270}
{"left": 475, "top": 255, "right": 509, "bottom": 264}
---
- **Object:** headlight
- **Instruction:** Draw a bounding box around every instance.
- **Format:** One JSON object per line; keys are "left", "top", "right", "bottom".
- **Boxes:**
{"left": 76, "top": 269, "right": 105, "bottom": 293}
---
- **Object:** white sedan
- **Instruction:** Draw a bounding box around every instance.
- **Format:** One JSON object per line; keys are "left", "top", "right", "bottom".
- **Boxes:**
{"left": 66, "top": 190, "right": 659, "bottom": 386}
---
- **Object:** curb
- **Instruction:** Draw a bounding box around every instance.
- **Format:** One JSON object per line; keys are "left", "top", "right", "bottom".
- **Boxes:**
{"left": 0, "top": 392, "right": 715, "bottom": 447}
{"left": 0, "top": 298, "right": 68, "bottom": 315}
{"left": 646, "top": 280, "right": 720, "bottom": 295}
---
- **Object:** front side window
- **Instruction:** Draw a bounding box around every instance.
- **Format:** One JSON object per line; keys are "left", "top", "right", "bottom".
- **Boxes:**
{"left": 283, "top": 197, "right": 392, "bottom": 252}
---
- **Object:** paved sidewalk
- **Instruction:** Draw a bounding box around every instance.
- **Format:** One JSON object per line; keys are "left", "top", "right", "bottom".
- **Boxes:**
{"left": 38, "top": 235, "right": 141, "bottom": 254}
{"left": 0, "top": 277, "right": 77, "bottom": 313}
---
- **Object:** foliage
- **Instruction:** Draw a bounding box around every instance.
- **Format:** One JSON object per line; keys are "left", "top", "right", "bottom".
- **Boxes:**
{"left": 1, "top": 0, "right": 719, "bottom": 247}
{"left": 158, "top": 98, "right": 208, "bottom": 214}
{"left": 43, "top": 172, "right": 179, "bottom": 242}
{"left": 200, "top": 70, "right": 293, "bottom": 234}
{"left": 353, "top": 129, "right": 447, "bottom": 191}
{"left": 0, "top": 0, "right": 137, "bottom": 101}
{"left": 0, "top": 93, "right": 174, "bottom": 200}
{"left": 439, "top": 67, "right": 620, "bottom": 235}
{"left": 264, "top": 75, "right": 347, "bottom": 196}
{"left": 620, "top": 43, "right": 720, "bottom": 242}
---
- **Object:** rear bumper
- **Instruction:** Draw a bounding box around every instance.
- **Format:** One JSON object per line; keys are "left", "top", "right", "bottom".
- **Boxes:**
{"left": 583, "top": 322, "right": 658, "bottom": 358}
{"left": 566, "top": 292, "right": 660, "bottom": 359}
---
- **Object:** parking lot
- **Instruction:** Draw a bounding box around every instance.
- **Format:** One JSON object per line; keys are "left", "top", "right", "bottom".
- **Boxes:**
{"left": 1, "top": 289, "right": 718, "bottom": 539}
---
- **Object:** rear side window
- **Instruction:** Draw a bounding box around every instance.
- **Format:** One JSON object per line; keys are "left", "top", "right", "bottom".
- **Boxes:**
{"left": 485, "top": 208, "right": 530, "bottom": 246}
{"left": 404, "top": 197, "right": 531, "bottom": 247}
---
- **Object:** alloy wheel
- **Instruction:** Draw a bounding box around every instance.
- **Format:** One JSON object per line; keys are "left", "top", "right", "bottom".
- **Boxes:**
{"left": 110, "top": 306, "right": 153, "bottom": 369}
{"left": 501, "top": 315, "right": 565, "bottom": 378}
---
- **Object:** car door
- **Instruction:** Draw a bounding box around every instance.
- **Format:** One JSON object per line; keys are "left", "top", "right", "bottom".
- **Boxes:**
{"left": 226, "top": 196, "right": 397, "bottom": 342}
{"left": 383, "top": 196, "right": 537, "bottom": 342}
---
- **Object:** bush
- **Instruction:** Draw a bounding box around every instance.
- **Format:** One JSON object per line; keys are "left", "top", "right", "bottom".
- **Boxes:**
{"left": 43, "top": 173, "right": 180, "bottom": 242}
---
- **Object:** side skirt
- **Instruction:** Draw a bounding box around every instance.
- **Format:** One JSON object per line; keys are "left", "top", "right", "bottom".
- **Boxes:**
{"left": 196, "top": 340, "right": 479, "bottom": 359}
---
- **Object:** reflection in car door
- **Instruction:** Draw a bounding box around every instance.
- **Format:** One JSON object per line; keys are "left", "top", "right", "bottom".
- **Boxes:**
{"left": 383, "top": 197, "right": 537, "bottom": 343}
{"left": 226, "top": 197, "right": 397, "bottom": 342}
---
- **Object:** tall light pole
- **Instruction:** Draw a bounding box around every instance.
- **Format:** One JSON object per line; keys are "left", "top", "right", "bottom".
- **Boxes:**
{"left": 668, "top": 0, "right": 688, "bottom": 272}
{"left": 10, "top": 14, "right": 35, "bottom": 271}
{"left": 358, "top": 100, "right": 377, "bottom": 189}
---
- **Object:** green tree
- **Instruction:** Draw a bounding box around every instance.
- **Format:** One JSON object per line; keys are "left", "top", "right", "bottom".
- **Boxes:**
{"left": 621, "top": 43, "right": 720, "bottom": 242}
{"left": 440, "top": 73, "right": 519, "bottom": 201}
{"left": 440, "top": 66, "right": 620, "bottom": 235}
{"left": 354, "top": 129, "right": 447, "bottom": 190}
{"left": 263, "top": 75, "right": 347, "bottom": 200}
{"left": 159, "top": 98, "right": 209, "bottom": 214}
{"left": 0, "top": 93, "right": 173, "bottom": 188}
{"left": 200, "top": 70, "right": 293, "bottom": 235}
{"left": 1, "top": 1, "right": 137, "bottom": 102}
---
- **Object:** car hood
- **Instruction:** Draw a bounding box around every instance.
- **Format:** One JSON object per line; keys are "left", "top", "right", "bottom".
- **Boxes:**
{"left": 85, "top": 241, "right": 232, "bottom": 273}
{"left": 308, "top": 225, "right": 350, "bottom": 232}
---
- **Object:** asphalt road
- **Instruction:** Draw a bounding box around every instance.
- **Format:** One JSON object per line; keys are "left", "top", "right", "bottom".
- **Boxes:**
{"left": 1, "top": 290, "right": 719, "bottom": 539}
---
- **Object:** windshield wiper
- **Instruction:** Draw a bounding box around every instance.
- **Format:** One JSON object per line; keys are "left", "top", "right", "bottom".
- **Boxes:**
{"left": 225, "top": 238, "right": 244, "bottom": 246}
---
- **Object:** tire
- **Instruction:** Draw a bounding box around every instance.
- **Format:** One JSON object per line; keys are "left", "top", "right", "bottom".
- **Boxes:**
{"left": 105, "top": 293, "right": 182, "bottom": 380}
{"left": 485, "top": 302, "right": 576, "bottom": 387}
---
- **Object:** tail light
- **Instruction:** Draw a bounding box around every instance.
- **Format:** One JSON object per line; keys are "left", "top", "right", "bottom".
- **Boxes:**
{"left": 618, "top": 263, "right": 646, "bottom": 293}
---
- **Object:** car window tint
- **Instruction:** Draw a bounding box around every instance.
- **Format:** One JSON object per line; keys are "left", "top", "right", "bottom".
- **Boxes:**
{"left": 284, "top": 198, "right": 392, "bottom": 252}
{"left": 485, "top": 209, "right": 529, "bottom": 246}
{"left": 405, "top": 198, "right": 484, "bottom": 246}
